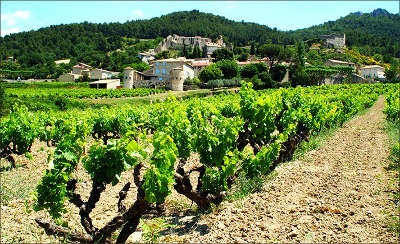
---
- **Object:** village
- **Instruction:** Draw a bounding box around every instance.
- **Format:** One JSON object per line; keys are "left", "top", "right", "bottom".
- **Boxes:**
{"left": 46, "top": 33, "right": 387, "bottom": 91}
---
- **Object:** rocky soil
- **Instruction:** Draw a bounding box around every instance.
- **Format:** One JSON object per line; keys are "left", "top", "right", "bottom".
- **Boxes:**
{"left": 0, "top": 97, "right": 398, "bottom": 243}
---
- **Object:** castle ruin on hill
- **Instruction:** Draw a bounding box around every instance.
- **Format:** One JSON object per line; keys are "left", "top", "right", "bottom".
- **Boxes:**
{"left": 320, "top": 33, "right": 346, "bottom": 48}
{"left": 155, "top": 34, "right": 226, "bottom": 56}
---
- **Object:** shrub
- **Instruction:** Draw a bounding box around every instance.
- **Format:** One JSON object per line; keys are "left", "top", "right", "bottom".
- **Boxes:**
{"left": 270, "top": 64, "right": 287, "bottom": 82}
{"left": 0, "top": 84, "right": 5, "bottom": 117}
{"left": 206, "top": 77, "right": 242, "bottom": 89}
{"left": 238, "top": 53, "right": 249, "bottom": 62}
{"left": 240, "top": 63, "right": 259, "bottom": 79}
{"left": 216, "top": 60, "right": 239, "bottom": 79}
{"left": 199, "top": 64, "right": 223, "bottom": 83}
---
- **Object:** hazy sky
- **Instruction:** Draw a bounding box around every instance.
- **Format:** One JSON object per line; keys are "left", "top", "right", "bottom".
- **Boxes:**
{"left": 1, "top": 1, "right": 399, "bottom": 36}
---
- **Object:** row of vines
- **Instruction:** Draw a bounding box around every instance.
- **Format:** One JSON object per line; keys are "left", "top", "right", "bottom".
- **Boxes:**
{"left": 5, "top": 87, "right": 165, "bottom": 99}
{"left": 1, "top": 83, "right": 398, "bottom": 243}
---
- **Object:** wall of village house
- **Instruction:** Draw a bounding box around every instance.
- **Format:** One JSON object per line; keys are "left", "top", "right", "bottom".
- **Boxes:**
{"left": 152, "top": 61, "right": 186, "bottom": 82}
{"left": 360, "top": 68, "right": 384, "bottom": 78}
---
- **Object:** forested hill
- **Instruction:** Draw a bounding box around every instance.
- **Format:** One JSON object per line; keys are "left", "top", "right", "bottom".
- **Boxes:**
{"left": 1, "top": 9, "right": 399, "bottom": 69}
{"left": 289, "top": 8, "right": 400, "bottom": 57}
{"left": 0, "top": 10, "right": 293, "bottom": 67}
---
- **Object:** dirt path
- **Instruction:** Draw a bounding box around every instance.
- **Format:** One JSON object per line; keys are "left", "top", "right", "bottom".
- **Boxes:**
{"left": 177, "top": 96, "right": 398, "bottom": 243}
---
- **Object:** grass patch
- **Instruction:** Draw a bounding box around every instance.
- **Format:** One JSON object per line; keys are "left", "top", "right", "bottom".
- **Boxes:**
{"left": 384, "top": 121, "right": 400, "bottom": 236}
{"left": 226, "top": 171, "right": 277, "bottom": 202}
{"left": 0, "top": 170, "right": 34, "bottom": 205}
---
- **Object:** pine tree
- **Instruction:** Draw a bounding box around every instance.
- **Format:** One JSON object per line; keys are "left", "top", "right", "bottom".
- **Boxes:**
{"left": 250, "top": 42, "right": 256, "bottom": 55}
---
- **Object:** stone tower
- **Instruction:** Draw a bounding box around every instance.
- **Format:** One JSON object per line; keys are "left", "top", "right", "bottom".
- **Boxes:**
{"left": 123, "top": 67, "right": 134, "bottom": 89}
{"left": 169, "top": 66, "right": 184, "bottom": 91}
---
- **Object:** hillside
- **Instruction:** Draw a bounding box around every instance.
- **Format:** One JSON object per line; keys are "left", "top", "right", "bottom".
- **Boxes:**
{"left": 0, "top": 9, "right": 399, "bottom": 70}
{"left": 0, "top": 10, "right": 292, "bottom": 68}
{"left": 290, "top": 8, "right": 400, "bottom": 58}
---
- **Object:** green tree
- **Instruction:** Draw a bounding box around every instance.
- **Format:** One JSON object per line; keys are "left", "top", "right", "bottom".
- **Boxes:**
{"left": 384, "top": 60, "right": 400, "bottom": 82}
{"left": 183, "top": 45, "right": 189, "bottom": 58}
{"left": 307, "top": 49, "right": 323, "bottom": 66}
{"left": 258, "top": 71, "right": 276, "bottom": 89}
{"left": 238, "top": 53, "right": 249, "bottom": 62}
{"left": 0, "top": 84, "right": 5, "bottom": 117}
{"left": 211, "top": 48, "right": 234, "bottom": 62}
{"left": 258, "top": 44, "right": 287, "bottom": 68}
{"left": 199, "top": 63, "right": 223, "bottom": 82}
{"left": 202, "top": 45, "right": 208, "bottom": 58}
{"left": 240, "top": 63, "right": 259, "bottom": 79}
{"left": 216, "top": 60, "right": 239, "bottom": 79}
{"left": 270, "top": 64, "right": 287, "bottom": 82}
{"left": 132, "top": 62, "right": 151, "bottom": 72}
{"left": 155, "top": 51, "right": 172, "bottom": 60}
{"left": 296, "top": 41, "right": 306, "bottom": 68}
{"left": 254, "top": 62, "right": 268, "bottom": 73}
{"left": 192, "top": 45, "right": 202, "bottom": 58}
{"left": 250, "top": 41, "right": 256, "bottom": 55}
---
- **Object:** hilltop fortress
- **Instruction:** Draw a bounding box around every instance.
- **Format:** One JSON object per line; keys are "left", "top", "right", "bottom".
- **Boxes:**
{"left": 155, "top": 34, "right": 226, "bottom": 56}
{"left": 320, "top": 33, "right": 346, "bottom": 48}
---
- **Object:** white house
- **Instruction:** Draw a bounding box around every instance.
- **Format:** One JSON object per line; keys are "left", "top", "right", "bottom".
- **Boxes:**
{"left": 89, "top": 79, "right": 120, "bottom": 89}
{"left": 360, "top": 65, "right": 385, "bottom": 79}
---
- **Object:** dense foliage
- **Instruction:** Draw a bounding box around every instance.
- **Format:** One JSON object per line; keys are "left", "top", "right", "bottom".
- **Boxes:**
{"left": 5, "top": 87, "right": 165, "bottom": 99}
{"left": 0, "top": 10, "right": 293, "bottom": 69}
{"left": 290, "top": 9, "right": 400, "bottom": 58}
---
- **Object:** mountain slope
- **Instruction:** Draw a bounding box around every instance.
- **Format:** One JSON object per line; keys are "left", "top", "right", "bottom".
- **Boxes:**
{"left": 0, "top": 10, "right": 293, "bottom": 68}
{"left": 0, "top": 9, "right": 399, "bottom": 69}
{"left": 290, "top": 8, "right": 400, "bottom": 57}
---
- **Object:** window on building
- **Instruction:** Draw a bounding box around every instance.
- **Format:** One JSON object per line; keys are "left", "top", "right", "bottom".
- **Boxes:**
{"left": 162, "top": 69, "right": 166, "bottom": 74}
{"left": 159, "top": 77, "right": 163, "bottom": 81}
{"left": 162, "top": 62, "right": 166, "bottom": 66}
{"left": 156, "top": 62, "right": 159, "bottom": 66}
{"left": 156, "top": 69, "right": 160, "bottom": 74}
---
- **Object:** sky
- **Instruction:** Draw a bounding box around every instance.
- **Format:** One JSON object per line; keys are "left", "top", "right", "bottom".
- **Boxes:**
{"left": 1, "top": 1, "right": 399, "bottom": 37}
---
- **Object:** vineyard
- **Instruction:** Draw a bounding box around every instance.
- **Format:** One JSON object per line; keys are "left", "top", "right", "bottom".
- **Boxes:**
{"left": 5, "top": 87, "right": 166, "bottom": 99}
{"left": 1, "top": 82, "right": 399, "bottom": 243}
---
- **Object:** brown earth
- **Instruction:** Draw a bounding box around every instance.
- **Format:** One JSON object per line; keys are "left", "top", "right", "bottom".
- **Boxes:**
{"left": 167, "top": 96, "right": 399, "bottom": 243}
{"left": 0, "top": 97, "right": 398, "bottom": 243}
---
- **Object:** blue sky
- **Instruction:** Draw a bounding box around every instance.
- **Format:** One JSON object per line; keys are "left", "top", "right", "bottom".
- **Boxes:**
{"left": 1, "top": 1, "right": 399, "bottom": 36}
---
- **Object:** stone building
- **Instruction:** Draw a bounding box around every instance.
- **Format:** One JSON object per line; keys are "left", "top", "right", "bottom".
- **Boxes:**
{"left": 123, "top": 67, "right": 158, "bottom": 88}
{"left": 188, "top": 58, "right": 212, "bottom": 75}
{"left": 360, "top": 65, "right": 385, "bottom": 79}
{"left": 72, "top": 63, "right": 92, "bottom": 75}
{"left": 150, "top": 58, "right": 195, "bottom": 85}
{"left": 138, "top": 50, "right": 156, "bottom": 64}
{"left": 324, "top": 59, "right": 355, "bottom": 68}
{"left": 89, "top": 79, "right": 120, "bottom": 89}
{"left": 89, "top": 68, "right": 118, "bottom": 80}
{"left": 155, "top": 34, "right": 212, "bottom": 53}
{"left": 57, "top": 73, "right": 81, "bottom": 82}
{"left": 155, "top": 34, "right": 226, "bottom": 57}
{"left": 169, "top": 66, "right": 185, "bottom": 91}
{"left": 320, "top": 33, "right": 346, "bottom": 48}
